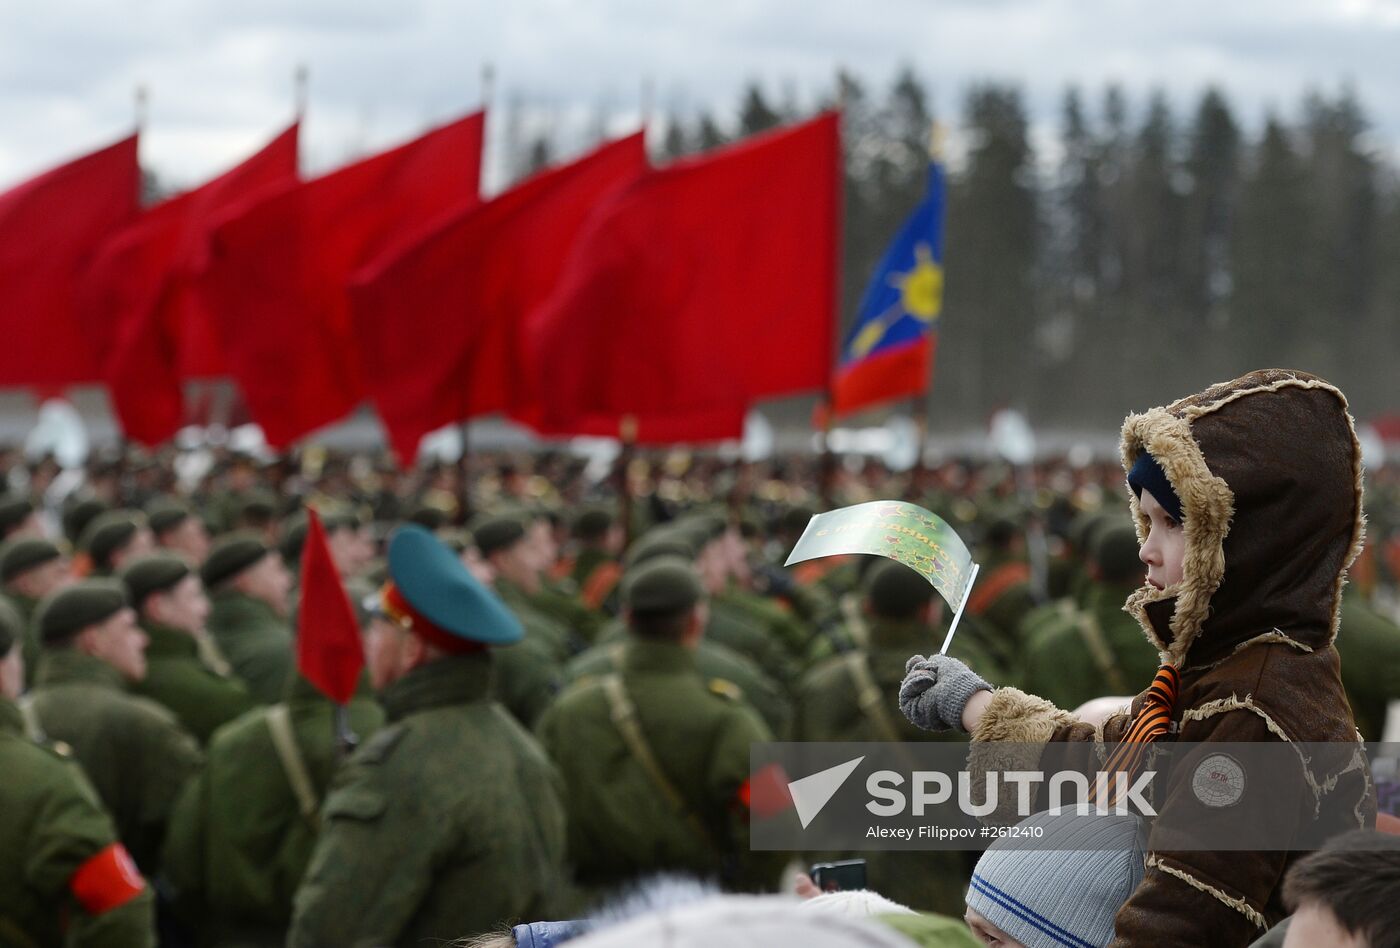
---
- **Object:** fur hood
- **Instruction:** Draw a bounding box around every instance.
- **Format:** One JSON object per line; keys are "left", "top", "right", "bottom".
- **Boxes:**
{"left": 1118, "top": 369, "right": 1365, "bottom": 672}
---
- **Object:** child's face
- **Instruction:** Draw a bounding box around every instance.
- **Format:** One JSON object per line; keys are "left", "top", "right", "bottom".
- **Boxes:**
{"left": 1138, "top": 488, "right": 1185, "bottom": 590}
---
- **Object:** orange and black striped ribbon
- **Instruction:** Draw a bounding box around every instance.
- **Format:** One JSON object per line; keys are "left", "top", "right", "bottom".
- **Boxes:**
{"left": 1088, "top": 663, "right": 1180, "bottom": 808}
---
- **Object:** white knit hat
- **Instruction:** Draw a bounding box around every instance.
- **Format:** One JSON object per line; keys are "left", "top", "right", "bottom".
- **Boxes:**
{"left": 965, "top": 809, "right": 1147, "bottom": 948}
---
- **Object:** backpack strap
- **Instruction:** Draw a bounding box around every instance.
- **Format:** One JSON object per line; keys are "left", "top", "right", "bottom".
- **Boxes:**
{"left": 843, "top": 652, "right": 902, "bottom": 743}
{"left": 600, "top": 673, "right": 717, "bottom": 851}
{"left": 1072, "top": 607, "right": 1129, "bottom": 696}
{"left": 17, "top": 695, "right": 46, "bottom": 744}
{"left": 265, "top": 704, "right": 320, "bottom": 828}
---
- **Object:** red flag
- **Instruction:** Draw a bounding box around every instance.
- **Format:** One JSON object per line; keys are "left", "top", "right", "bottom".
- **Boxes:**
{"left": 296, "top": 508, "right": 365, "bottom": 704}
{"left": 0, "top": 135, "right": 140, "bottom": 386}
{"left": 350, "top": 133, "right": 648, "bottom": 463}
{"left": 202, "top": 111, "right": 484, "bottom": 447}
{"left": 82, "top": 125, "right": 299, "bottom": 445}
{"left": 523, "top": 113, "right": 840, "bottom": 443}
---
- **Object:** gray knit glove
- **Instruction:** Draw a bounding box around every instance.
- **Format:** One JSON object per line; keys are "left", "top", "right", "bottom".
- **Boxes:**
{"left": 899, "top": 653, "right": 993, "bottom": 733}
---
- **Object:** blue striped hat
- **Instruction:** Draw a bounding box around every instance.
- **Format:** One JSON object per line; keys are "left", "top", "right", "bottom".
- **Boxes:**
{"left": 966, "top": 808, "right": 1146, "bottom": 948}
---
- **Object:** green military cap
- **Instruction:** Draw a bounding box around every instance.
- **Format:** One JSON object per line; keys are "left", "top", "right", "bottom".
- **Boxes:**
{"left": 79, "top": 510, "right": 146, "bottom": 568}
{"left": 146, "top": 498, "right": 193, "bottom": 537}
{"left": 119, "top": 553, "right": 192, "bottom": 608}
{"left": 623, "top": 555, "right": 704, "bottom": 614}
{"left": 623, "top": 530, "right": 696, "bottom": 569}
{"left": 0, "top": 597, "right": 21, "bottom": 656}
{"left": 1092, "top": 523, "right": 1145, "bottom": 584}
{"left": 281, "top": 508, "right": 360, "bottom": 563}
{"left": 0, "top": 493, "right": 34, "bottom": 536}
{"left": 471, "top": 512, "right": 528, "bottom": 556}
{"left": 36, "top": 579, "right": 128, "bottom": 644}
{"left": 865, "top": 559, "right": 936, "bottom": 619}
{"left": 237, "top": 491, "right": 278, "bottom": 523}
{"left": 674, "top": 511, "right": 727, "bottom": 542}
{"left": 572, "top": 506, "right": 614, "bottom": 541}
{"left": 201, "top": 532, "right": 271, "bottom": 589}
{"left": 0, "top": 536, "right": 63, "bottom": 582}
{"left": 406, "top": 504, "right": 450, "bottom": 531}
{"left": 62, "top": 497, "right": 109, "bottom": 545}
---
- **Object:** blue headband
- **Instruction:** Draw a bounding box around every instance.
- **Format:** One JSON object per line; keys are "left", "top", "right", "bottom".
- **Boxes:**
{"left": 1127, "top": 452, "right": 1184, "bottom": 523}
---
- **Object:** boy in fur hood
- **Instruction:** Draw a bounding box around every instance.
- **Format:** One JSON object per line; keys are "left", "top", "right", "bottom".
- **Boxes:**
{"left": 899, "top": 369, "right": 1375, "bottom": 947}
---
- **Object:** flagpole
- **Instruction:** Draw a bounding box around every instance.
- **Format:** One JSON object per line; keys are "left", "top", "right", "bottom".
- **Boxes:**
{"left": 294, "top": 64, "right": 309, "bottom": 120}
{"left": 822, "top": 70, "right": 849, "bottom": 510}
{"left": 618, "top": 415, "right": 638, "bottom": 548}
{"left": 908, "top": 121, "right": 945, "bottom": 503}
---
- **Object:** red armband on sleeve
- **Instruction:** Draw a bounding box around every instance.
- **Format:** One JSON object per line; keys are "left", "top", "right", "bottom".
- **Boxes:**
{"left": 69, "top": 843, "right": 146, "bottom": 915}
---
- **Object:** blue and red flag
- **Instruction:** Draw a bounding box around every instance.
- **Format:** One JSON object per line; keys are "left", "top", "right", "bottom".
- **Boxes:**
{"left": 830, "top": 160, "right": 946, "bottom": 417}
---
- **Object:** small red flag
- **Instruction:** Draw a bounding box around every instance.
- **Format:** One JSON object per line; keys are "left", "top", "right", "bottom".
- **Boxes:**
{"left": 0, "top": 135, "right": 140, "bottom": 386}
{"left": 201, "top": 111, "right": 485, "bottom": 447}
{"left": 296, "top": 508, "right": 365, "bottom": 704}
{"left": 522, "top": 113, "right": 840, "bottom": 443}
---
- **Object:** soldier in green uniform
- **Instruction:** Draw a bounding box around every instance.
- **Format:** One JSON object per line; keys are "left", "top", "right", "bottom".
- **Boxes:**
{"left": 0, "top": 536, "right": 73, "bottom": 688}
{"left": 0, "top": 493, "right": 44, "bottom": 542}
{"left": 78, "top": 510, "right": 157, "bottom": 578}
{"left": 163, "top": 662, "right": 383, "bottom": 945}
{"left": 536, "top": 557, "right": 784, "bottom": 897}
{"left": 963, "top": 514, "right": 1038, "bottom": 677}
{"left": 566, "top": 505, "right": 625, "bottom": 614}
{"left": 25, "top": 581, "right": 203, "bottom": 874}
{"left": 0, "top": 605, "right": 157, "bottom": 946}
{"left": 1019, "top": 525, "right": 1159, "bottom": 712}
{"left": 1337, "top": 580, "right": 1400, "bottom": 741}
{"left": 118, "top": 554, "right": 257, "bottom": 745}
{"left": 201, "top": 533, "right": 296, "bottom": 705}
{"left": 474, "top": 512, "right": 578, "bottom": 660}
{"left": 289, "top": 524, "right": 566, "bottom": 946}
{"left": 62, "top": 497, "right": 110, "bottom": 549}
{"left": 790, "top": 559, "right": 992, "bottom": 915}
{"left": 147, "top": 498, "right": 212, "bottom": 567}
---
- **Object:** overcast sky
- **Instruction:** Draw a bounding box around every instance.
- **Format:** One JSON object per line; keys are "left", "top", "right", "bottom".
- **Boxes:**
{"left": 3, "top": 0, "right": 1399, "bottom": 195}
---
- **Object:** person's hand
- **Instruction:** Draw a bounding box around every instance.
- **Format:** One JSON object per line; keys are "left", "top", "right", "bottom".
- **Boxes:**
{"left": 899, "top": 653, "right": 993, "bottom": 733}
{"left": 794, "top": 873, "right": 821, "bottom": 900}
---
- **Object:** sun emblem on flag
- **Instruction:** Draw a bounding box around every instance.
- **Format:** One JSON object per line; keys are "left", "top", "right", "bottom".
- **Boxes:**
{"left": 846, "top": 241, "right": 943, "bottom": 360}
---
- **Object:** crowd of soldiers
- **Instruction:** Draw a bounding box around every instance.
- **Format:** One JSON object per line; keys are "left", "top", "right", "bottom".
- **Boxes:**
{"left": 2, "top": 443, "right": 1398, "bottom": 946}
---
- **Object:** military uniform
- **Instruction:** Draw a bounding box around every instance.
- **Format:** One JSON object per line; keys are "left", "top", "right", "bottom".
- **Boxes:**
{"left": 132, "top": 621, "right": 257, "bottom": 746}
{"left": 568, "top": 632, "right": 791, "bottom": 736}
{"left": 1019, "top": 581, "right": 1160, "bottom": 712}
{"left": 289, "top": 525, "right": 566, "bottom": 946}
{"left": 1, "top": 536, "right": 67, "bottom": 689}
{"left": 536, "top": 558, "right": 784, "bottom": 896}
{"left": 27, "top": 647, "right": 203, "bottom": 876}
{"left": 163, "top": 675, "right": 384, "bottom": 946}
{"left": 1337, "top": 585, "right": 1400, "bottom": 741}
{"left": 206, "top": 589, "right": 294, "bottom": 706}
{"left": 0, "top": 697, "right": 157, "bottom": 946}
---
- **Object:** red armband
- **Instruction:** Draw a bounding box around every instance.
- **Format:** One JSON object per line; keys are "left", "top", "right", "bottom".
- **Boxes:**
{"left": 70, "top": 843, "right": 146, "bottom": 915}
{"left": 738, "top": 763, "right": 794, "bottom": 819}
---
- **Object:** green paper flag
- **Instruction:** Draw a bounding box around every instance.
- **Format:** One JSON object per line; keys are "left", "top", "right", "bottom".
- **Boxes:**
{"left": 784, "top": 500, "right": 980, "bottom": 654}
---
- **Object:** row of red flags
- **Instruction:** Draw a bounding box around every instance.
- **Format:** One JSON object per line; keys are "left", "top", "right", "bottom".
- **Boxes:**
{"left": 0, "top": 111, "right": 840, "bottom": 463}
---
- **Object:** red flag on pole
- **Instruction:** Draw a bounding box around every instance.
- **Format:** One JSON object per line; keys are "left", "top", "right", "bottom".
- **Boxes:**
{"left": 81, "top": 124, "right": 299, "bottom": 444}
{"left": 0, "top": 135, "right": 140, "bottom": 386}
{"left": 201, "top": 111, "right": 485, "bottom": 447}
{"left": 350, "top": 133, "right": 648, "bottom": 464}
{"left": 296, "top": 508, "right": 365, "bottom": 704}
{"left": 522, "top": 113, "right": 840, "bottom": 443}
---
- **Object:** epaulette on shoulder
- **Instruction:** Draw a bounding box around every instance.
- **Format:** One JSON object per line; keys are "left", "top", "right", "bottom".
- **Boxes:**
{"left": 357, "top": 723, "right": 408, "bottom": 765}
{"left": 708, "top": 678, "right": 743, "bottom": 702}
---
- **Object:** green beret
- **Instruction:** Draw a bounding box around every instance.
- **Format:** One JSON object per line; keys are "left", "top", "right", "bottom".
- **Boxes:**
{"left": 36, "top": 579, "right": 128, "bottom": 644}
{"left": 79, "top": 510, "right": 146, "bottom": 568}
{"left": 674, "top": 512, "right": 727, "bottom": 543}
{"left": 0, "top": 537, "right": 62, "bottom": 582}
{"left": 865, "top": 559, "right": 936, "bottom": 620}
{"left": 472, "top": 513, "right": 528, "bottom": 557}
{"left": 623, "top": 556, "right": 704, "bottom": 614}
{"left": 62, "top": 497, "right": 109, "bottom": 545}
{"left": 237, "top": 491, "right": 278, "bottom": 523}
{"left": 281, "top": 508, "right": 360, "bottom": 564}
{"left": 623, "top": 530, "right": 696, "bottom": 569}
{"left": 201, "top": 532, "right": 270, "bottom": 589}
{"left": 146, "top": 498, "right": 193, "bottom": 536}
{"left": 0, "top": 597, "right": 22, "bottom": 657}
{"left": 0, "top": 494, "right": 34, "bottom": 536}
{"left": 1092, "top": 523, "right": 1145, "bottom": 584}
{"left": 573, "top": 506, "right": 614, "bottom": 542}
{"left": 407, "top": 505, "right": 450, "bottom": 531}
{"left": 119, "top": 553, "right": 192, "bottom": 608}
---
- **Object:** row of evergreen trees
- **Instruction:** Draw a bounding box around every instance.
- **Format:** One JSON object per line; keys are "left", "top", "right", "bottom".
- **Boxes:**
{"left": 514, "top": 70, "right": 1400, "bottom": 429}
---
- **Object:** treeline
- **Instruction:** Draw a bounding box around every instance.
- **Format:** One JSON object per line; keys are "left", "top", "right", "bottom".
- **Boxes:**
{"left": 516, "top": 70, "right": 1400, "bottom": 429}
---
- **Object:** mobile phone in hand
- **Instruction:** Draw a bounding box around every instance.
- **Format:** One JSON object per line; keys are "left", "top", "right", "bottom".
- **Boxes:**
{"left": 810, "top": 859, "right": 867, "bottom": 892}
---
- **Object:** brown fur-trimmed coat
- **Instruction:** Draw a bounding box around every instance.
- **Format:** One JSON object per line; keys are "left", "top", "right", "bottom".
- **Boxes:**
{"left": 968, "top": 370, "right": 1374, "bottom": 947}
